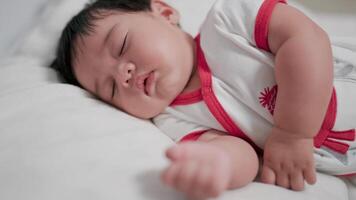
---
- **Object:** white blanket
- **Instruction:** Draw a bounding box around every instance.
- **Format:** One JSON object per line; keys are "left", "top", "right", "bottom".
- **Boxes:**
{"left": 0, "top": 0, "right": 355, "bottom": 199}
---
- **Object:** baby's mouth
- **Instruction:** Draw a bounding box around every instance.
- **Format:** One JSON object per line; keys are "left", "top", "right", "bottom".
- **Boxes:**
{"left": 135, "top": 71, "right": 153, "bottom": 96}
{"left": 143, "top": 77, "right": 149, "bottom": 95}
{"left": 144, "top": 71, "right": 155, "bottom": 96}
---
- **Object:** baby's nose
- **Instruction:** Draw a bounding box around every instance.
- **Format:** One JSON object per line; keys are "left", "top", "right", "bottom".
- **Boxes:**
{"left": 118, "top": 62, "right": 136, "bottom": 87}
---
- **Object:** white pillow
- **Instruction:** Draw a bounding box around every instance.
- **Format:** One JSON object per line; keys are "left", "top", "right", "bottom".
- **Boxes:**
{"left": 15, "top": 0, "right": 91, "bottom": 67}
{"left": 0, "top": 0, "right": 49, "bottom": 58}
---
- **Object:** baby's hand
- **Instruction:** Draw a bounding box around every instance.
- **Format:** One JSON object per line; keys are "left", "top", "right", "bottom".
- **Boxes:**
{"left": 161, "top": 142, "right": 232, "bottom": 199}
{"left": 260, "top": 128, "right": 317, "bottom": 191}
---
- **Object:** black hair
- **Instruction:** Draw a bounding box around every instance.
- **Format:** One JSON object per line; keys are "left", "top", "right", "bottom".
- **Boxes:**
{"left": 50, "top": 0, "right": 152, "bottom": 86}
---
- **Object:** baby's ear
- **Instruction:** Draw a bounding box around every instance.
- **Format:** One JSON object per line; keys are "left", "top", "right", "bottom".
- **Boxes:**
{"left": 151, "top": 0, "right": 180, "bottom": 25}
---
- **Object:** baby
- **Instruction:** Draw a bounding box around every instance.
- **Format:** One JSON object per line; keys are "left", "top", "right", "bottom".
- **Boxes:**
{"left": 51, "top": 0, "right": 356, "bottom": 199}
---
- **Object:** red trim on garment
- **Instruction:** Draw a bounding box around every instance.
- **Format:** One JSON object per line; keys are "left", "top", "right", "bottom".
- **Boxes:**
{"left": 179, "top": 130, "right": 209, "bottom": 142}
{"left": 254, "top": 0, "right": 287, "bottom": 51}
{"left": 314, "top": 89, "right": 355, "bottom": 154}
{"left": 170, "top": 89, "right": 203, "bottom": 106}
{"left": 336, "top": 173, "right": 356, "bottom": 178}
{"left": 195, "top": 35, "right": 262, "bottom": 154}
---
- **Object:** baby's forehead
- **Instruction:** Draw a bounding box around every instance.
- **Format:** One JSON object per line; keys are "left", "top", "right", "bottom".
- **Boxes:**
{"left": 72, "top": 12, "right": 125, "bottom": 69}
{"left": 75, "top": 9, "right": 151, "bottom": 45}
{"left": 73, "top": 9, "right": 155, "bottom": 63}
{"left": 74, "top": 12, "right": 117, "bottom": 52}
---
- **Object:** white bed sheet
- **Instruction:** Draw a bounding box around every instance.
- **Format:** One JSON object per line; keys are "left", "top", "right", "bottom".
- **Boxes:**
{"left": 0, "top": 0, "right": 355, "bottom": 199}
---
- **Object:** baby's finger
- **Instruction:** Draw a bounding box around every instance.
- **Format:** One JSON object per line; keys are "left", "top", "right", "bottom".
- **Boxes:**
{"left": 207, "top": 170, "right": 227, "bottom": 198}
{"left": 166, "top": 145, "right": 183, "bottom": 161}
{"left": 290, "top": 170, "right": 305, "bottom": 191}
{"left": 176, "top": 161, "right": 199, "bottom": 193}
{"left": 161, "top": 163, "right": 182, "bottom": 187}
{"left": 276, "top": 170, "right": 290, "bottom": 189}
{"left": 260, "top": 165, "right": 276, "bottom": 185}
{"left": 189, "top": 165, "right": 211, "bottom": 199}
{"left": 304, "top": 166, "right": 317, "bottom": 185}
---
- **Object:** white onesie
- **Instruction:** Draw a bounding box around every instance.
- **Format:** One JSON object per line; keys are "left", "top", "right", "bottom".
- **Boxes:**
{"left": 153, "top": 0, "right": 356, "bottom": 176}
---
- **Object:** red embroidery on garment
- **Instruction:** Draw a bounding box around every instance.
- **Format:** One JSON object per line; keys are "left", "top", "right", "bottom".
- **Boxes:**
{"left": 258, "top": 86, "right": 355, "bottom": 154}
{"left": 259, "top": 85, "right": 278, "bottom": 115}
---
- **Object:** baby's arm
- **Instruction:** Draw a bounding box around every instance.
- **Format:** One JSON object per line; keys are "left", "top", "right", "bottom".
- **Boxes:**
{"left": 261, "top": 3, "right": 334, "bottom": 190}
{"left": 161, "top": 130, "right": 259, "bottom": 199}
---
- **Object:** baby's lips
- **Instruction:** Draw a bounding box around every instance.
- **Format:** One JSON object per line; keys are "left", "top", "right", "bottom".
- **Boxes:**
{"left": 135, "top": 73, "right": 149, "bottom": 90}
{"left": 145, "top": 71, "right": 155, "bottom": 96}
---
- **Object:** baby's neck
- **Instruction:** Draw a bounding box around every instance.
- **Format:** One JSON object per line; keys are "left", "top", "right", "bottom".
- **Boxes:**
{"left": 181, "top": 63, "right": 201, "bottom": 94}
{"left": 179, "top": 33, "right": 201, "bottom": 95}
{"left": 181, "top": 35, "right": 200, "bottom": 94}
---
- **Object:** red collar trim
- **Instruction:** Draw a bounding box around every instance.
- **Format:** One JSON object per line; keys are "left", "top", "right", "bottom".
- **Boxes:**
{"left": 195, "top": 35, "right": 262, "bottom": 153}
{"left": 170, "top": 89, "right": 203, "bottom": 106}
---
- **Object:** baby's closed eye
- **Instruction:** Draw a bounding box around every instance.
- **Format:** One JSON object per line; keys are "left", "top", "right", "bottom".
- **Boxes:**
{"left": 119, "top": 32, "right": 128, "bottom": 56}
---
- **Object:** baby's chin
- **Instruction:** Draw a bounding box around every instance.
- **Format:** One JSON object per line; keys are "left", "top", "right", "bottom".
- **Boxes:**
{"left": 126, "top": 103, "right": 166, "bottom": 119}
{"left": 129, "top": 86, "right": 183, "bottom": 119}
{"left": 132, "top": 110, "right": 162, "bottom": 120}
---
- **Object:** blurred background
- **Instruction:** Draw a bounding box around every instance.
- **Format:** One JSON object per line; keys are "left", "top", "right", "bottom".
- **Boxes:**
{"left": 1, "top": 0, "right": 355, "bottom": 59}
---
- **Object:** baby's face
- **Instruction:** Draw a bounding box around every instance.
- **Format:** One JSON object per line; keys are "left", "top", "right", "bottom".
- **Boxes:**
{"left": 73, "top": 7, "right": 196, "bottom": 119}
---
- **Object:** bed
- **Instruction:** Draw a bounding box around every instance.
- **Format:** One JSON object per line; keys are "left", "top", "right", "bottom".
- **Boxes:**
{"left": 0, "top": 0, "right": 355, "bottom": 199}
